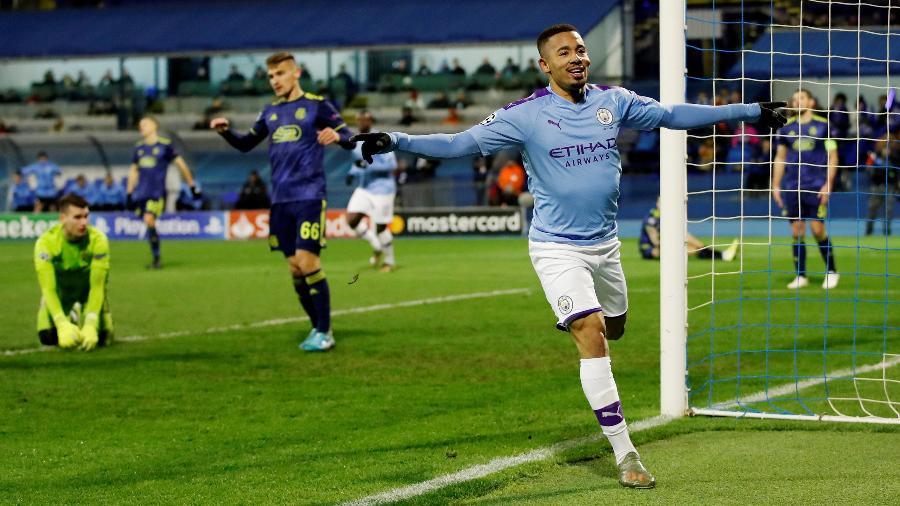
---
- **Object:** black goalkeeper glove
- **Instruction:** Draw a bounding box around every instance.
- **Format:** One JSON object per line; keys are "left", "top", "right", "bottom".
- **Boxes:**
{"left": 756, "top": 101, "right": 788, "bottom": 129}
{"left": 349, "top": 133, "right": 393, "bottom": 164}
{"left": 191, "top": 185, "right": 202, "bottom": 200}
{"left": 126, "top": 193, "right": 134, "bottom": 210}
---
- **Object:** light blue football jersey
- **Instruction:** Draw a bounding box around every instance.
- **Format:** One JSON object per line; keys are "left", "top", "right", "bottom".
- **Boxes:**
{"left": 468, "top": 85, "right": 668, "bottom": 245}
{"left": 350, "top": 144, "right": 397, "bottom": 195}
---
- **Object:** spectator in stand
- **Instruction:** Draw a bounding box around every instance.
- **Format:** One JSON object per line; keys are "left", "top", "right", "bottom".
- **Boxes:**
{"left": 475, "top": 57, "right": 497, "bottom": 75}
{"left": 0, "top": 119, "right": 16, "bottom": 133}
{"left": 253, "top": 65, "right": 267, "bottom": 81}
{"left": 489, "top": 160, "right": 526, "bottom": 207}
{"left": 695, "top": 91, "right": 711, "bottom": 105}
{"left": 501, "top": 57, "right": 520, "bottom": 76}
{"left": 10, "top": 171, "right": 36, "bottom": 212}
{"left": 399, "top": 106, "right": 417, "bottom": 126}
{"left": 176, "top": 181, "right": 205, "bottom": 211}
{"left": 441, "top": 108, "right": 461, "bottom": 125}
{"left": 120, "top": 69, "right": 134, "bottom": 86}
{"left": 98, "top": 70, "right": 115, "bottom": 87}
{"left": 453, "top": 90, "right": 471, "bottom": 110}
{"left": 333, "top": 64, "right": 358, "bottom": 108}
{"left": 94, "top": 173, "right": 126, "bottom": 211}
{"left": 299, "top": 63, "right": 312, "bottom": 80}
{"left": 404, "top": 89, "right": 425, "bottom": 111}
{"left": 416, "top": 58, "right": 433, "bottom": 76}
{"left": 21, "top": 151, "right": 62, "bottom": 212}
{"left": 391, "top": 58, "right": 409, "bottom": 75}
{"left": 450, "top": 58, "right": 466, "bottom": 76}
{"left": 523, "top": 58, "right": 540, "bottom": 75}
{"left": 427, "top": 91, "right": 451, "bottom": 109}
{"left": 76, "top": 71, "right": 91, "bottom": 87}
{"left": 43, "top": 70, "right": 56, "bottom": 85}
{"left": 69, "top": 174, "right": 96, "bottom": 204}
{"left": 194, "top": 97, "right": 227, "bottom": 130}
{"left": 227, "top": 64, "right": 246, "bottom": 82}
{"left": 235, "top": 170, "right": 271, "bottom": 209}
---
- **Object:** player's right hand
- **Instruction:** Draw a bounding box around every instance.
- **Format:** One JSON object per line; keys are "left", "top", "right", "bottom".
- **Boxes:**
{"left": 772, "top": 188, "right": 783, "bottom": 208}
{"left": 80, "top": 313, "right": 100, "bottom": 351}
{"left": 210, "top": 117, "right": 230, "bottom": 133}
{"left": 349, "top": 133, "right": 393, "bottom": 163}
{"left": 53, "top": 316, "right": 81, "bottom": 349}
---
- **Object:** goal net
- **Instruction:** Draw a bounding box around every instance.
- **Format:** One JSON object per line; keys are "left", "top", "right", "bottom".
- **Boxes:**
{"left": 660, "top": 0, "right": 899, "bottom": 423}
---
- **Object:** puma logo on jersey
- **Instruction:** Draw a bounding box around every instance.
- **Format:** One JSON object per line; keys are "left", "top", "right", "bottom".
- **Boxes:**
{"left": 547, "top": 119, "right": 562, "bottom": 130}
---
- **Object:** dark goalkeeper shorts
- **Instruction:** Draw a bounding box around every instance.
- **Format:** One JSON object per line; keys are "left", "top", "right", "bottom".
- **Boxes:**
{"left": 269, "top": 199, "right": 326, "bottom": 257}
{"left": 781, "top": 189, "right": 826, "bottom": 221}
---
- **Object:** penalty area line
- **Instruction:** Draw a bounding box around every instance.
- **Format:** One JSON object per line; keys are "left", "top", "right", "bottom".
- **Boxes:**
{"left": 1, "top": 288, "right": 531, "bottom": 357}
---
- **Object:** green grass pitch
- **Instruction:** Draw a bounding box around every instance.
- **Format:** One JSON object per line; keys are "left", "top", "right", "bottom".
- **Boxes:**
{"left": 0, "top": 237, "right": 897, "bottom": 504}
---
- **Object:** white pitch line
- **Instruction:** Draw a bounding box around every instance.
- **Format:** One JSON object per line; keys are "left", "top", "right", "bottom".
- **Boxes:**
{"left": 340, "top": 415, "right": 676, "bottom": 506}
{"left": 1, "top": 288, "right": 531, "bottom": 356}
{"left": 340, "top": 355, "right": 900, "bottom": 506}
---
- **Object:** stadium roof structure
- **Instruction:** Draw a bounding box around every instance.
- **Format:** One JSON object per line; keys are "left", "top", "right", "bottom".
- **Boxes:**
{"left": 0, "top": 0, "right": 621, "bottom": 59}
{"left": 728, "top": 28, "right": 900, "bottom": 78}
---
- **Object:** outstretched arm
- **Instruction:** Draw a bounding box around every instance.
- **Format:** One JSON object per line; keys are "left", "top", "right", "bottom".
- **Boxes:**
{"left": 352, "top": 131, "right": 481, "bottom": 163}
{"left": 659, "top": 102, "right": 786, "bottom": 130}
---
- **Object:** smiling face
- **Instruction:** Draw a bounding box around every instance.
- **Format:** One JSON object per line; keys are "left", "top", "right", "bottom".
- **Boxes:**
{"left": 268, "top": 59, "right": 301, "bottom": 98}
{"left": 539, "top": 30, "right": 591, "bottom": 92}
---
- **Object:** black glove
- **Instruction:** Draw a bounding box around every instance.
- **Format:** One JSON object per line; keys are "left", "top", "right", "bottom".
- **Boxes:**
{"left": 191, "top": 185, "right": 202, "bottom": 200}
{"left": 126, "top": 193, "right": 134, "bottom": 210}
{"left": 756, "top": 101, "right": 788, "bottom": 129}
{"left": 349, "top": 133, "right": 392, "bottom": 164}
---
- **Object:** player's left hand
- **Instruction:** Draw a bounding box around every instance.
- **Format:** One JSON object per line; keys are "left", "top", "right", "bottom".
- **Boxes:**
{"left": 349, "top": 133, "right": 393, "bottom": 163}
{"left": 818, "top": 184, "right": 831, "bottom": 205}
{"left": 317, "top": 128, "right": 340, "bottom": 146}
{"left": 191, "top": 185, "right": 202, "bottom": 200}
{"left": 756, "top": 101, "right": 788, "bottom": 129}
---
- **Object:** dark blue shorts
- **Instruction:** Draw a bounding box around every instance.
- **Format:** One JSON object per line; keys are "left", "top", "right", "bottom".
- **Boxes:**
{"left": 639, "top": 243, "right": 656, "bottom": 259}
{"left": 269, "top": 199, "right": 326, "bottom": 257}
{"left": 781, "top": 189, "right": 826, "bottom": 221}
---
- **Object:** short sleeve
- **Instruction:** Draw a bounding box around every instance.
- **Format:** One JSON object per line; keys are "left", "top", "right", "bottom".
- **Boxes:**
{"left": 468, "top": 107, "right": 529, "bottom": 155}
{"left": 619, "top": 88, "right": 668, "bottom": 131}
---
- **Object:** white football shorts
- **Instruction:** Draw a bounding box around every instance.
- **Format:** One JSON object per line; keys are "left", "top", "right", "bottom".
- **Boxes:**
{"left": 528, "top": 238, "right": 628, "bottom": 330}
{"left": 347, "top": 188, "right": 395, "bottom": 225}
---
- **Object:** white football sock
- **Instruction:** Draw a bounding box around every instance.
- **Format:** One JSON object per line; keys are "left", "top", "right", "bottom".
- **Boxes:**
{"left": 580, "top": 357, "right": 637, "bottom": 464}
{"left": 355, "top": 221, "right": 382, "bottom": 252}
{"left": 377, "top": 228, "right": 395, "bottom": 265}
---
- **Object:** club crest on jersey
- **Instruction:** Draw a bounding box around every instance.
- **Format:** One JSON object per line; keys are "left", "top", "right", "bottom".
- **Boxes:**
{"left": 557, "top": 295, "right": 573, "bottom": 315}
{"left": 295, "top": 108, "right": 307, "bottom": 120}
{"left": 480, "top": 113, "right": 496, "bottom": 126}
{"left": 596, "top": 108, "right": 614, "bottom": 125}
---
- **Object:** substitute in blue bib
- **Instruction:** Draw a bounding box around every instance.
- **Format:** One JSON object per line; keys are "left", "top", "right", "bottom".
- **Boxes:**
{"left": 353, "top": 22, "right": 788, "bottom": 490}
{"left": 20, "top": 151, "right": 62, "bottom": 211}
{"left": 773, "top": 89, "right": 839, "bottom": 290}
{"left": 212, "top": 51, "right": 355, "bottom": 353}
{"left": 126, "top": 116, "right": 200, "bottom": 270}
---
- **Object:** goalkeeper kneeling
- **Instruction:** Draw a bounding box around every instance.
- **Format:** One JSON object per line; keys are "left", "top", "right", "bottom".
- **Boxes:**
{"left": 34, "top": 194, "right": 113, "bottom": 351}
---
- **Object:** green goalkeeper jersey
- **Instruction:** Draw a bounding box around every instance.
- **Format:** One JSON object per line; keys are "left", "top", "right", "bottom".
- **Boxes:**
{"left": 34, "top": 224, "right": 110, "bottom": 320}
